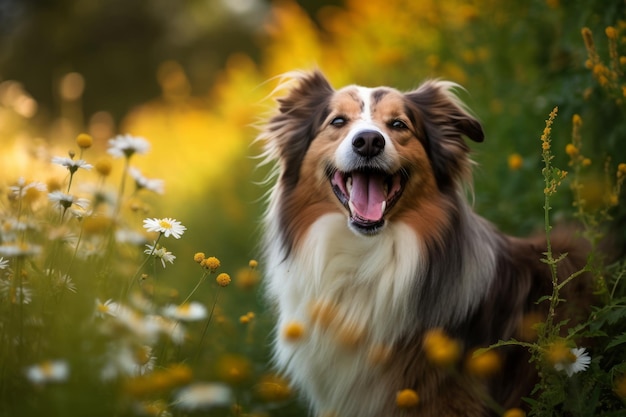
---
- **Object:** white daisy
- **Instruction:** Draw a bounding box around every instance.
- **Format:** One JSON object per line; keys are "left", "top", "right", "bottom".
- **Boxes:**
{"left": 144, "top": 242, "right": 176, "bottom": 268}
{"left": 0, "top": 279, "right": 33, "bottom": 304}
{"left": 51, "top": 156, "right": 93, "bottom": 173}
{"left": 95, "top": 298, "right": 120, "bottom": 318}
{"left": 148, "top": 315, "right": 186, "bottom": 345}
{"left": 0, "top": 257, "right": 8, "bottom": 270}
{"left": 9, "top": 177, "right": 47, "bottom": 200}
{"left": 115, "top": 228, "right": 147, "bottom": 246}
{"left": 48, "top": 191, "right": 90, "bottom": 211}
{"left": 554, "top": 347, "right": 591, "bottom": 377}
{"left": 163, "top": 302, "right": 207, "bottom": 322}
{"left": 46, "top": 270, "right": 77, "bottom": 293}
{"left": 173, "top": 383, "right": 232, "bottom": 411}
{"left": 25, "top": 360, "right": 69, "bottom": 385}
{"left": 107, "top": 134, "right": 150, "bottom": 159}
{"left": 0, "top": 243, "right": 42, "bottom": 258}
{"left": 129, "top": 167, "right": 165, "bottom": 194}
{"left": 142, "top": 217, "right": 186, "bottom": 239}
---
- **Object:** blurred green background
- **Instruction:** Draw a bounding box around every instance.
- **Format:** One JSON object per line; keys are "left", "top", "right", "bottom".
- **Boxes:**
{"left": 1, "top": 0, "right": 626, "bottom": 416}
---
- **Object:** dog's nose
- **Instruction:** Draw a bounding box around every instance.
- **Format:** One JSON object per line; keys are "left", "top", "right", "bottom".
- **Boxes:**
{"left": 352, "top": 130, "right": 385, "bottom": 157}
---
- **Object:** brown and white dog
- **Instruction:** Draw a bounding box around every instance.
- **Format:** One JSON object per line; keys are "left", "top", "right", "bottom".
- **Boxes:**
{"left": 258, "top": 71, "right": 590, "bottom": 417}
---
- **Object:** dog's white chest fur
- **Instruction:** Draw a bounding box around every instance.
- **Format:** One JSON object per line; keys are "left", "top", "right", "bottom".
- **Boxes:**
{"left": 265, "top": 214, "right": 425, "bottom": 415}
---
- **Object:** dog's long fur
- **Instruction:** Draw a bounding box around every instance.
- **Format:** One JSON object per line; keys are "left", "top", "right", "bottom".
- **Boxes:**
{"left": 259, "top": 71, "right": 591, "bottom": 417}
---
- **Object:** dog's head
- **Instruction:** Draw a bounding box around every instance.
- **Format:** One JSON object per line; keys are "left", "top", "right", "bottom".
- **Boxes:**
{"left": 262, "top": 70, "right": 484, "bottom": 242}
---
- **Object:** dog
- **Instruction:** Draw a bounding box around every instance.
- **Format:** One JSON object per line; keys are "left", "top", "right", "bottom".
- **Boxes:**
{"left": 258, "top": 70, "right": 591, "bottom": 417}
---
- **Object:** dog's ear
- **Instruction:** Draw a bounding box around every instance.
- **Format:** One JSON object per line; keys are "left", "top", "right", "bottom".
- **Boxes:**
{"left": 266, "top": 70, "right": 335, "bottom": 190}
{"left": 405, "top": 81, "right": 484, "bottom": 191}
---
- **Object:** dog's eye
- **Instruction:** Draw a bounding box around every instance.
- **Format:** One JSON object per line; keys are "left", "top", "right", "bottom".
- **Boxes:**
{"left": 330, "top": 117, "right": 347, "bottom": 127}
{"left": 390, "top": 119, "right": 408, "bottom": 129}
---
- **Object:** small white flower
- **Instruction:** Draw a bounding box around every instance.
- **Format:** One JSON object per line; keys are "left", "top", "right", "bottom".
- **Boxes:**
{"left": 25, "top": 360, "right": 69, "bottom": 385}
{"left": 129, "top": 167, "right": 165, "bottom": 194}
{"left": 46, "top": 270, "right": 77, "bottom": 293}
{"left": 0, "top": 257, "right": 8, "bottom": 270}
{"left": 143, "top": 217, "right": 186, "bottom": 239}
{"left": 51, "top": 156, "right": 93, "bottom": 173}
{"left": 144, "top": 242, "right": 176, "bottom": 268}
{"left": 95, "top": 298, "right": 120, "bottom": 318}
{"left": 107, "top": 134, "right": 150, "bottom": 159}
{"left": 148, "top": 315, "right": 186, "bottom": 344}
{"left": 554, "top": 347, "right": 591, "bottom": 377}
{"left": 9, "top": 178, "right": 47, "bottom": 200}
{"left": 0, "top": 279, "right": 33, "bottom": 304}
{"left": 99, "top": 343, "right": 156, "bottom": 380}
{"left": 163, "top": 302, "right": 207, "bottom": 322}
{"left": 0, "top": 243, "right": 42, "bottom": 258}
{"left": 115, "top": 229, "right": 148, "bottom": 246}
{"left": 48, "top": 191, "right": 90, "bottom": 211}
{"left": 174, "top": 382, "right": 232, "bottom": 411}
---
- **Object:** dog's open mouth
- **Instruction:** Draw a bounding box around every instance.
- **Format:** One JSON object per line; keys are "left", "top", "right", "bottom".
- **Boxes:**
{"left": 330, "top": 168, "right": 406, "bottom": 234}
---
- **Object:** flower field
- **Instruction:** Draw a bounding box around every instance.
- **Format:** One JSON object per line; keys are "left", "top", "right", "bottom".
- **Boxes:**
{"left": 1, "top": 1, "right": 626, "bottom": 416}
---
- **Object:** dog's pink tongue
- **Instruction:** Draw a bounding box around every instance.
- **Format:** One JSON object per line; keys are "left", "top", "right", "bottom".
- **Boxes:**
{"left": 350, "top": 171, "right": 386, "bottom": 222}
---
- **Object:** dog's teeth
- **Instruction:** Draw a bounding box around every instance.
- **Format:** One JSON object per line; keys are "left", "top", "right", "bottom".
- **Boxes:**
{"left": 381, "top": 200, "right": 386, "bottom": 213}
{"left": 346, "top": 176, "right": 353, "bottom": 195}
{"left": 348, "top": 200, "right": 356, "bottom": 215}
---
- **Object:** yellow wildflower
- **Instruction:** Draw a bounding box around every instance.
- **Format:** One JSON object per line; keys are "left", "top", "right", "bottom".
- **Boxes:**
{"left": 76, "top": 133, "right": 93, "bottom": 149}
{"left": 215, "top": 354, "right": 252, "bottom": 384}
{"left": 618, "top": 163, "right": 626, "bottom": 176}
{"left": 507, "top": 153, "right": 523, "bottom": 171}
{"left": 581, "top": 27, "right": 594, "bottom": 51}
{"left": 193, "top": 252, "right": 205, "bottom": 263}
{"left": 582, "top": 158, "right": 592, "bottom": 167}
{"left": 605, "top": 26, "right": 618, "bottom": 40}
{"left": 503, "top": 408, "right": 526, "bottom": 417}
{"left": 423, "top": 328, "right": 461, "bottom": 367}
{"left": 201, "top": 256, "right": 220, "bottom": 272}
{"left": 615, "top": 374, "right": 626, "bottom": 398}
{"left": 248, "top": 259, "right": 258, "bottom": 269}
{"left": 465, "top": 349, "right": 501, "bottom": 378}
{"left": 545, "top": 339, "right": 574, "bottom": 365}
{"left": 282, "top": 321, "right": 305, "bottom": 341}
{"left": 255, "top": 373, "right": 292, "bottom": 402}
{"left": 236, "top": 267, "right": 259, "bottom": 289}
{"left": 572, "top": 114, "right": 582, "bottom": 127}
{"left": 94, "top": 157, "right": 113, "bottom": 177}
{"left": 396, "top": 389, "right": 419, "bottom": 408}
{"left": 565, "top": 143, "right": 579, "bottom": 157}
{"left": 216, "top": 273, "right": 231, "bottom": 287}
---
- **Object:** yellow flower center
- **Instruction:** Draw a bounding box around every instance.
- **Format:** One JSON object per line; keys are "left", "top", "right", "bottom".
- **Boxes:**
{"left": 159, "top": 220, "right": 172, "bottom": 230}
{"left": 40, "top": 361, "right": 54, "bottom": 377}
{"left": 177, "top": 303, "right": 191, "bottom": 315}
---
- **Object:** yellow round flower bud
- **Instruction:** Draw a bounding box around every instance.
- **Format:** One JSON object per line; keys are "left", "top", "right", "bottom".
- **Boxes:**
{"left": 565, "top": 143, "right": 579, "bottom": 157}
{"left": 193, "top": 252, "right": 205, "bottom": 263}
{"left": 396, "top": 389, "right": 419, "bottom": 408}
{"left": 283, "top": 321, "right": 305, "bottom": 341}
{"left": 507, "top": 153, "right": 523, "bottom": 171}
{"left": 248, "top": 259, "right": 258, "bottom": 269}
{"left": 466, "top": 349, "right": 501, "bottom": 378}
{"left": 503, "top": 408, "right": 526, "bottom": 417}
{"left": 605, "top": 26, "right": 618, "bottom": 39}
{"left": 202, "top": 256, "right": 220, "bottom": 272}
{"left": 423, "top": 328, "right": 461, "bottom": 367}
{"left": 95, "top": 157, "right": 113, "bottom": 177}
{"left": 76, "top": 133, "right": 93, "bottom": 149}
{"left": 216, "top": 273, "right": 231, "bottom": 287}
